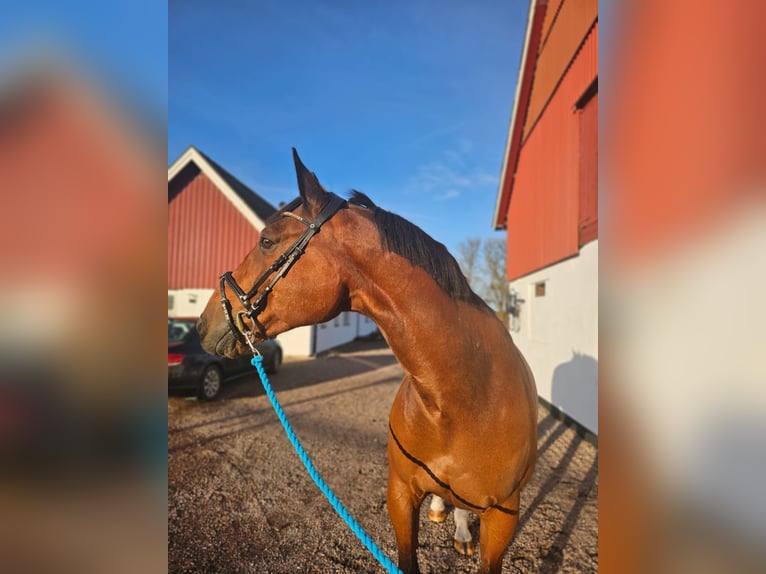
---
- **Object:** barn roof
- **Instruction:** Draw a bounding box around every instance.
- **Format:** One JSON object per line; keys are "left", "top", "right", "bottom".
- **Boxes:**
{"left": 168, "top": 146, "right": 277, "bottom": 230}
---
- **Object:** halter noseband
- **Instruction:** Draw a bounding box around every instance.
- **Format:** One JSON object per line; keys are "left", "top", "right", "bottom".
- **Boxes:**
{"left": 219, "top": 193, "right": 347, "bottom": 346}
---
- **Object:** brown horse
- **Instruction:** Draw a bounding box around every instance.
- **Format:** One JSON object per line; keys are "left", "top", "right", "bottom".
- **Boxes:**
{"left": 197, "top": 150, "right": 538, "bottom": 574}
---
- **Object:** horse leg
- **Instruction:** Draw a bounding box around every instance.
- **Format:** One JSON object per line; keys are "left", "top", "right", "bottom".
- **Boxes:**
{"left": 427, "top": 495, "right": 447, "bottom": 523}
{"left": 387, "top": 469, "right": 425, "bottom": 574}
{"left": 453, "top": 508, "right": 475, "bottom": 556}
{"left": 478, "top": 490, "right": 521, "bottom": 574}
{"left": 429, "top": 496, "right": 475, "bottom": 556}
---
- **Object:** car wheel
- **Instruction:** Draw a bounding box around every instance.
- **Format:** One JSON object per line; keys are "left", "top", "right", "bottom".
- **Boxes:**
{"left": 197, "top": 365, "right": 222, "bottom": 401}
{"left": 266, "top": 349, "right": 282, "bottom": 374}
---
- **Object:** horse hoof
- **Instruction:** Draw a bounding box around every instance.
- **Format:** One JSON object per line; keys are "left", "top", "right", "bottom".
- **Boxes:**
{"left": 428, "top": 509, "right": 447, "bottom": 523}
{"left": 453, "top": 540, "right": 475, "bottom": 556}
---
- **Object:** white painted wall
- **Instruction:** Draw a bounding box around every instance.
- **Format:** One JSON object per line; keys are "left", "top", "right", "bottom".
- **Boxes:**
{"left": 168, "top": 288, "right": 214, "bottom": 318}
{"left": 280, "top": 313, "right": 378, "bottom": 357}
{"left": 276, "top": 325, "right": 313, "bottom": 357}
{"left": 314, "top": 311, "right": 359, "bottom": 355}
{"left": 356, "top": 313, "right": 378, "bottom": 337}
{"left": 508, "top": 240, "right": 598, "bottom": 434}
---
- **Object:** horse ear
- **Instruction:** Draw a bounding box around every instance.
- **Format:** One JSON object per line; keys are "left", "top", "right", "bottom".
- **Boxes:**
{"left": 292, "top": 148, "right": 327, "bottom": 217}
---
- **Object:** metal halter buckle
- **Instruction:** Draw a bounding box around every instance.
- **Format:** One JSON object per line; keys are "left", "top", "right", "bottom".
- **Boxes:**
{"left": 236, "top": 311, "right": 261, "bottom": 356}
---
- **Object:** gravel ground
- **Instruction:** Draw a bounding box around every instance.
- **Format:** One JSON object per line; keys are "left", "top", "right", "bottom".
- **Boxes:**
{"left": 168, "top": 339, "right": 597, "bottom": 573}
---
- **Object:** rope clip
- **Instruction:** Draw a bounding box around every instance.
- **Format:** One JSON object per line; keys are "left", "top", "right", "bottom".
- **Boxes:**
{"left": 244, "top": 330, "right": 261, "bottom": 357}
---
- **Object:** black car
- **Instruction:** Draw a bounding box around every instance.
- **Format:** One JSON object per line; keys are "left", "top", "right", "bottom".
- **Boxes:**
{"left": 168, "top": 317, "right": 282, "bottom": 401}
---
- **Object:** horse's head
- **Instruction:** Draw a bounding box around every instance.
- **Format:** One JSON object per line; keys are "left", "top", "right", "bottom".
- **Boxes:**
{"left": 197, "top": 150, "right": 356, "bottom": 358}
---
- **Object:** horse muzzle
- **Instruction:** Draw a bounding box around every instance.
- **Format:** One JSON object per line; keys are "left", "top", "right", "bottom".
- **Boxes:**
{"left": 197, "top": 310, "right": 244, "bottom": 358}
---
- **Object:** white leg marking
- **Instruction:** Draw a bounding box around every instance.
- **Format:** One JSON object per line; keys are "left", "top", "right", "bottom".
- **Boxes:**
{"left": 453, "top": 508, "right": 472, "bottom": 543}
{"left": 429, "top": 495, "right": 446, "bottom": 514}
{"left": 428, "top": 495, "right": 447, "bottom": 523}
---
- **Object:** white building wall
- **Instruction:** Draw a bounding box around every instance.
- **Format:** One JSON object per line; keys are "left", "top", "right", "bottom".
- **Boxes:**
{"left": 356, "top": 313, "right": 378, "bottom": 337}
{"left": 275, "top": 326, "right": 313, "bottom": 357}
{"left": 314, "top": 311, "right": 358, "bottom": 355}
{"left": 508, "top": 239, "right": 598, "bottom": 434}
{"left": 281, "top": 313, "right": 378, "bottom": 357}
{"left": 168, "top": 288, "right": 214, "bottom": 318}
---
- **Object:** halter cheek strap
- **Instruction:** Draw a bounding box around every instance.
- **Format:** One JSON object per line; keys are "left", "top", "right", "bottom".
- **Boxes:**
{"left": 219, "top": 193, "right": 347, "bottom": 345}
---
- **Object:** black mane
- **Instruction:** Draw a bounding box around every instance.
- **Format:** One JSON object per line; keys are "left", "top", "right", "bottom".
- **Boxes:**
{"left": 348, "top": 190, "right": 489, "bottom": 311}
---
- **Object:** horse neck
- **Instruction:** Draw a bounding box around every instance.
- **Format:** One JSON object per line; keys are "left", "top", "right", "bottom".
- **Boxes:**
{"left": 348, "top": 251, "right": 498, "bottom": 395}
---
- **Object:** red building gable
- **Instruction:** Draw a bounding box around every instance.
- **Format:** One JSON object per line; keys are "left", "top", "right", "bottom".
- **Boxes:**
{"left": 493, "top": 0, "right": 598, "bottom": 281}
{"left": 168, "top": 147, "right": 277, "bottom": 289}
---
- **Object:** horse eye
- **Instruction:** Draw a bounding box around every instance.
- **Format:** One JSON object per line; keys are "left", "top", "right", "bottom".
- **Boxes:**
{"left": 260, "top": 237, "right": 275, "bottom": 250}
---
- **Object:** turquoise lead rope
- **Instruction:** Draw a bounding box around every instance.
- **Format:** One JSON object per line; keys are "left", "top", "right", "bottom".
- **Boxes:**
{"left": 250, "top": 354, "right": 402, "bottom": 574}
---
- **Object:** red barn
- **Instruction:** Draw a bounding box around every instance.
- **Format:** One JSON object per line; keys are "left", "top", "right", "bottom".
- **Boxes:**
{"left": 493, "top": 0, "right": 598, "bottom": 434}
{"left": 168, "top": 146, "right": 276, "bottom": 317}
{"left": 167, "top": 147, "right": 377, "bottom": 355}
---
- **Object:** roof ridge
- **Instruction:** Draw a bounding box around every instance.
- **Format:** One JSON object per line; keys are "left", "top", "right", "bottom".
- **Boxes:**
{"left": 191, "top": 148, "right": 278, "bottom": 223}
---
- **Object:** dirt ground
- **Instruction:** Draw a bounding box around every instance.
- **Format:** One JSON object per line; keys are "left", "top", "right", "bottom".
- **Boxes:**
{"left": 168, "top": 339, "right": 598, "bottom": 573}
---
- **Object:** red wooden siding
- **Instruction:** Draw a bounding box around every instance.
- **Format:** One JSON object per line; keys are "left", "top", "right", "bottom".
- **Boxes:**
{"left": 524, "top": 0, "right": 598, "bottom": 141}
{"left": 168, "top": 169, "right": 261, "bottom": 289}
{"left": 540, "top": 0, "right": 564, "bottom": 47}
{"left": 506, "top": 21, "right": 598, "bottom": 281}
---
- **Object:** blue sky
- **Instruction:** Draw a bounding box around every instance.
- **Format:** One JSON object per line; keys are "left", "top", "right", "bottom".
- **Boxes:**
{"left": 170, "top": 1, "right": 529, "bottom": 255}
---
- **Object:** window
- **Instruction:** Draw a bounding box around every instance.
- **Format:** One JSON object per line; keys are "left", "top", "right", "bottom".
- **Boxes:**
{"left": 576, "top": 78, "right": 598, "bottom": 246}
{"left": 168, "top": 294, "right": 174, "bottom": 310}
{"left": 342, "top": 312, "right": 350, "bottom": 327}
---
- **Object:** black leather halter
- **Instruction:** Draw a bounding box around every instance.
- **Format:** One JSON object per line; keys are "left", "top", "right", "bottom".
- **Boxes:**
{"left": 219, "top": 193, "right": 347, "bottom": 345}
